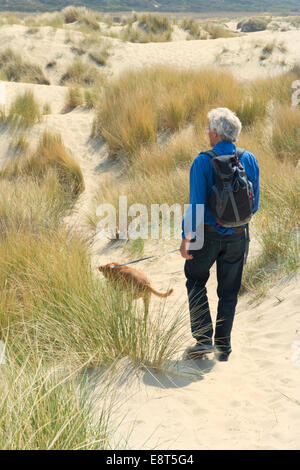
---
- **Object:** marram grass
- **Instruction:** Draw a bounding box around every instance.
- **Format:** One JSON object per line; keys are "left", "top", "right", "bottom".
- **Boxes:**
{"left": 1, "top": 131, "right": 85, "bottom": 198}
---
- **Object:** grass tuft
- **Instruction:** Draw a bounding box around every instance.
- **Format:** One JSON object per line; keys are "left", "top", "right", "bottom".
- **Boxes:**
{"left": 92, "top": 67, "right": 266, "bottom": 160}
{"left": 63, "top": 87, "right": 84, "bottom": 112}
{"left": 0, "top": 48, "right": 49, "bottom": 85}
{"left": 62, "top": 6, "right": 84, "bottom": 23}
{"left": 181, "top": 18, "right": 202, "bottom": 39}
{"left": 1, "top": 131, "right": 85, "bottom": 198}
{"left": 271, "top": 104, "right": 300, "bottom": 165}
{"left": 202, "top": 22, "right": 237, "bottom": 39}
{"left": 60, "top": 58, "right": 104, "bottom": 87}
{"left": 6, "top": 90, "right": 41, "bottom": 129}
{"left": 121, "top": 14, "right": 173, "bottom": 43}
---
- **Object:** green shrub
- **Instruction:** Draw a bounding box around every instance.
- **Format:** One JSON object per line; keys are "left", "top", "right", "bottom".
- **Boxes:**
{"left": 237, "top": 17, "right": 270, "bottom": 32}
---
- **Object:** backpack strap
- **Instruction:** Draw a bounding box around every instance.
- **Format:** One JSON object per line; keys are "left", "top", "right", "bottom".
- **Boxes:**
{"left": 203, "top": 148, "right": 245, "bottom": 160}
{"left": 202, "top": 150, "right": 218, "bottom": 159}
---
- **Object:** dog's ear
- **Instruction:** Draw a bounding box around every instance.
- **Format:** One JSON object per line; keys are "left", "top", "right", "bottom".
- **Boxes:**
{"left": 97, "top": 265, "right": 104, "bottom": 271}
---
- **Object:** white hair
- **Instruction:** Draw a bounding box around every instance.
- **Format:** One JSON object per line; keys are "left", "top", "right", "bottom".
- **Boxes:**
{"left": 208, "top": 107, "right": 242, "bottom": 142}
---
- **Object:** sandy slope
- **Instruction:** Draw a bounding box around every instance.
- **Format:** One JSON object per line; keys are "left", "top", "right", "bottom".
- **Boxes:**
{"left": 91, "top": 238, "right": 300, "bottom": 450}
{"left": 1, "top": 24, "right": 300, "bottom": 85}
{"left": 0, "top": 20, "right": 299, "bottom": 450}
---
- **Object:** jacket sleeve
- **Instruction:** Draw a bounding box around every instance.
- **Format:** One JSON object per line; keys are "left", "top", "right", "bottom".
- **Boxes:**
{"left": 244, "top": 153, "right": 260, "bottom": 215}
{"left": 182, "top": 157, "right": 207, "bottom": 239}
{"left": 252, "top": 157, "right": 260, "bottom": 215}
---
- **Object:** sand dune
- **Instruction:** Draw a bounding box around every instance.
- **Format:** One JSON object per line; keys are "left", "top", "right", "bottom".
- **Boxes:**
{"left": 1, "top": 23, "right": 300, "bottom": 84}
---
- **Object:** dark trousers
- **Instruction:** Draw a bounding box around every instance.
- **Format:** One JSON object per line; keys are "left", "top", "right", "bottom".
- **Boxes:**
{"left": 184, "top": 230, "right": 246, "bottom": 356}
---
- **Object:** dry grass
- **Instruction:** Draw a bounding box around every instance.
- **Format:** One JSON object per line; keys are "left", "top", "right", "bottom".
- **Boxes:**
{"left": 259, "top": 40, "right": 287, "bottom": 61}
{"left": 92, "top": 67, "right": 268, "bottom": 160}
{"left": 80, "top": 11, "right": 101, "bottom": 31}
{"left": 89, "top": 126, "right": 203, "bottom": 231}
{"left": 0, "top": 174, "right": 72, "bottom": 242}
{"left": 24, "top": 12, "right": 64, "bottom": 29}
{"left": 137, "top": 14, "right": 172, "bottom": 35}
{"left": 271, "top": 104, "right": 300, "bottom": 165}
{"left": 181, "top": 18, "right": 203, "bottom": 39}
{"left": 60, "top": 58, "right": 104, "bottom": 87}
{"left": 72, "top": 33, "right": 104, "bottom": 55}
{"left": 84, "top": 88, "right": 100, "bottom": 109}
{"left": 202, "top": 22, "right": 237, "bottom": 39}
{"left": 0, "top": 356, "right": 112, "bottom": 450}
{"left": 130, "top": 127, "right": 203, "bottom": 178}
{"left": 238, "top": 126, "right": 300, "bottom": 294}
{"left": 250, "top": 71, "right": 298, "bottom": 105}
{"left": 1, "top": 131, "right": 85, "bottom": 198}
{"left": 0, "top": 48, "right": 49, "bottom": 85}
{"left": 0, "top": 220, "right": 187, "bottom": 373}
{"left": 42, "top": 103, "right": 52, "bottom": 115}
{"left": 63, "top": 86, "right": 84, "bottom": 112}
{"left": 62, "top": 6, "right": 101, "bottom": 33}
{"left": 0, "top": 166, "right": 186, "bottom": 374}
{"left": 88, "top": 45, "right": 111, "bottom": 66}
{"left": 121, "top": 14, "right": 173, "bottom": 43}
{"left": 39, "top": 12, "right": 64, "bottom": 29}
{"left": 5, "top": 90, "right": 41, "bottom": 129}
{"left": 0, "top": 13, "right": 21, "bottom": 26}
{"left": 9, "top": 132, "right": 30, "bottom": 154}
{"left": 62, "top": 6, "right": 85, "bottom": 23}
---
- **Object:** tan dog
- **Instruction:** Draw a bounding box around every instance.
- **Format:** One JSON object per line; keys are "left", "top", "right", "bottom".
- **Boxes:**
{"left": 97, "top": 263, "right": 173, "bottom": 314}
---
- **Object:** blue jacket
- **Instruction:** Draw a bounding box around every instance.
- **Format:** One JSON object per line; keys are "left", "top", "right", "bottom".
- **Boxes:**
{"left": 182, "top": 141, "right": 260, "bottom": 238}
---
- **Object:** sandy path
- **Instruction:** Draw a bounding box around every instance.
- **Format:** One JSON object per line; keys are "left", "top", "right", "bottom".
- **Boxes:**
{"left": 92, "top": 255, "right": 300, "bottom": 450}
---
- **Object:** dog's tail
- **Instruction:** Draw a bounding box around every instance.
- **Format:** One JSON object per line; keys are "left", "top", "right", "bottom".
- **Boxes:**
{"left": 149, "top": 287, "right": 174, "bottom": 298}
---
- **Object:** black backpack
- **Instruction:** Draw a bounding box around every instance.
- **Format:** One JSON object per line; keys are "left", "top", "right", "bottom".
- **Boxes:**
{"left": 204, "top": 148, "right": 254, "bottom": 228}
